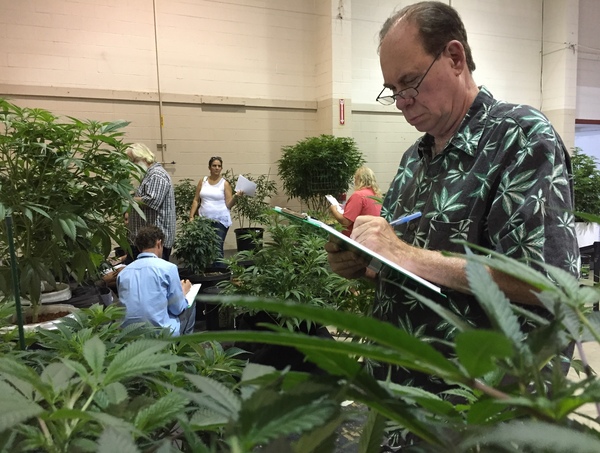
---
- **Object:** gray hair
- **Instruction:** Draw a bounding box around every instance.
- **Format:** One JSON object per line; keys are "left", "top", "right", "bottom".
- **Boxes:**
{"left": 126, "top": 143, "right": 156, "bottom": 164}
{"left": 378, "top": 1, "right": 476, "bottom": 73}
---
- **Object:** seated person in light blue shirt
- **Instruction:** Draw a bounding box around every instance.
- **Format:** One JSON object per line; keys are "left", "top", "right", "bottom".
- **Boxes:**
{"left": 117, "top": 225, "right": 196, "bottom": 336}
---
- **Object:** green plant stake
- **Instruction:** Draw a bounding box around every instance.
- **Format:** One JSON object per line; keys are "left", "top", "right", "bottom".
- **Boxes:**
{"left": 4, "top": 216, "right": 25, "bottom": 350}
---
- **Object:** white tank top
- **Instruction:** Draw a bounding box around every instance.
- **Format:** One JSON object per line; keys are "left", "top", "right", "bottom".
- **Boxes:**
{"left": 198, "top": 177, "right": 232, "bottom": 227}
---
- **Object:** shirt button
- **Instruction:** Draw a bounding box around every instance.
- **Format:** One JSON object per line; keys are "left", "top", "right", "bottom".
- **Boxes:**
{"left": 408, "top": 223, "right": 417, "bottom": 232}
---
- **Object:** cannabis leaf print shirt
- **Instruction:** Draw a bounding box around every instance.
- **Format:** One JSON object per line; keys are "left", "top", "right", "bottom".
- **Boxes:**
{"left": 375, "top": 87, "right": 579, "bottom": 389}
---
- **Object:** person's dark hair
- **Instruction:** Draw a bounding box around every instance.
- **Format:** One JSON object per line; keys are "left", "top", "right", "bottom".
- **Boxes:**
{"left": 208, "top": 156, "right": 223, "bottom": 167}
{"left": 135, "top": 225, "right": 165, "bottom": 251}
{"left": 378, "top": 1, "right": 476, "bottom": 73}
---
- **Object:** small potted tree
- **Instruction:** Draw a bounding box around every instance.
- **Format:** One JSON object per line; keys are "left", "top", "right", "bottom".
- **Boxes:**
{"left": 223, "top": 170, "right": 278, "bottom": 251}
{"left": 173, "top": 178, "right": 197, "bottom": 227}
{"left": 174, "top": 216, "right": 222, "bottom": 279}
{"left": 0, "top": 99, "right": 140, "bottom": 324}
{"left": 174, "top": 216, "right": 232, "bottom": 330}
{"left": 277, "top": 134, "right": 364, "bottom": 214}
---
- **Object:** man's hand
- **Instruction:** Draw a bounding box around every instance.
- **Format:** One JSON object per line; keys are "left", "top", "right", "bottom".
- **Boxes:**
{"left": 325, "top": 215, "right": 413, "bottom": 281}
{"left": 352, "top": 215, "right": 403, "bottom": 257}
{"left": 325, "top": 241, "right": 370, "bottom": 279}
{"left": 181, "top": 279, "right": 192, "bottom": 295}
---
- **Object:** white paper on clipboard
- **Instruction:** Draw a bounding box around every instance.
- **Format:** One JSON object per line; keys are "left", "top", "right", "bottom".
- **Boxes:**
{"left": 185, "top": 283, "right": 202, "bottom": 308}
{"left": 234, "top": 175, "right": 257, "bottom": 197}
{"left": 272, "top": 206, "right": 443, "bottom": 296}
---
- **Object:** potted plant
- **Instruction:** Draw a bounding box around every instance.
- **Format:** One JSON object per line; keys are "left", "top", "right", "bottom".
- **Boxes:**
{"left": 174, "top": 216, "right": 232, "bottom": 330}
{"left": 173, "top": 177, "right": 196, "bottom": 227}
{"left": 0, "top": 303, "right": 251, "bottom": 450}
{"left": 220, "top": 213, "right": 374, "bottom": 369}
{"left": 223, "top": 170, "right": 278, "bottom": 251}
{"left": 174, "top": 216, "right": 222, "bottom": 277}
{"left": 571, "top": 147, "right": 600, "bottom": 247}
{"left": 277, "top": 134, "right": 364, "bottom": 214}
{"left": 0, "top": 99, "right": 141, "bottom": 323}
{"left": 196, "top": 244, "right": 600, "bottom": 451}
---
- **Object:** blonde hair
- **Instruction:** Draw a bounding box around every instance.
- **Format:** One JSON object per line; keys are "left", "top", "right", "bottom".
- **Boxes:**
{"left": 354, "top": 166, "right": 381, "bottom": 197}
{"left": 126, "top": 143, "right": 155, "bottom": 164}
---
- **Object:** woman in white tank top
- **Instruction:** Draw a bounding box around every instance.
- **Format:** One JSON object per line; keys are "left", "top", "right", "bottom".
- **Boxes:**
{"left": 188, "top": 157, "right": 241, "bottom": 267}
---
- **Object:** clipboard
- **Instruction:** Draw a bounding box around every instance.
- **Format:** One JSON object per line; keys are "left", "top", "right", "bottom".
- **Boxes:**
{"left": 185, "top": 283, "right": 202, "bottom": 308}
{"left": 273, "top": 206, "right": 443, "bottom": 296}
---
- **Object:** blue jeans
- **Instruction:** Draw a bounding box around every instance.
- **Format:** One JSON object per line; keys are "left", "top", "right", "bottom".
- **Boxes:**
{"left": 212, "top": 221, "right": 229, "bottom": 268}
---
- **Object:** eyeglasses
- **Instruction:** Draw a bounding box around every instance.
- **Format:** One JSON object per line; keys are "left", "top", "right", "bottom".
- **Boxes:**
{"left": 376, "top": 48, "right": 444, "bottom": 105}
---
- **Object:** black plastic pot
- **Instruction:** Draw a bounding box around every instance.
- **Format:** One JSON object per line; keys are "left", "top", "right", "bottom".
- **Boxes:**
{"left": 234, "top": 227, "right": 264, "bottom": 251}
{"left": 234, "top": 311, "right": 333, "bottom": 373}
{"left": 178, "top": 267, "right": 232, "bottom": 330}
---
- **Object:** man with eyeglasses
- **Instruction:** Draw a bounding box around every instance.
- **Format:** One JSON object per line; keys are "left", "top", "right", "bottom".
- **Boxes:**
{"left": 326, "top": 0, "right": 578, "bottom": 411}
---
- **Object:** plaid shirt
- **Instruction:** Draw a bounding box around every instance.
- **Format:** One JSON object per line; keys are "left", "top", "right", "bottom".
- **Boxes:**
{"left": 128, "top": 163, "right": 176, "bottom": 248}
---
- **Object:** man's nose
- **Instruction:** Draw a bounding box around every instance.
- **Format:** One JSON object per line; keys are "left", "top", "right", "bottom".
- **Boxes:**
{"left": 395, "top": 96, "right": 413, "bottom": 110}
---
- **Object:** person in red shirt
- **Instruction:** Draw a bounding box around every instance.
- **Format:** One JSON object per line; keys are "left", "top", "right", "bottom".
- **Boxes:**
{"left": 329, "top": 166, "right": 382, "bottom": 236}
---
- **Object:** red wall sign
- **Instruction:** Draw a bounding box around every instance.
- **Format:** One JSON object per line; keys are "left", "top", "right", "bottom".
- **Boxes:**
{"left": 339, "top": 99, "right": 345, "bottom": 125}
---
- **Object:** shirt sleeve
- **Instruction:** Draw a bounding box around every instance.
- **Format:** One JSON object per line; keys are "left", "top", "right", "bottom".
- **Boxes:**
{"left": 139, "top": 172, "right": 169, "bottom": 211}
{"left": 166, "top": 266, "right": 188, "bottom": 317}
{"left": 343, "top": 192, "right": 362, "bottom": 223}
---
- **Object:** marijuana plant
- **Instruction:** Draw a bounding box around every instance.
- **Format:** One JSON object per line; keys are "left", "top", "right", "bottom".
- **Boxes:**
{"left": 0, "top": 99, "right": 140, "bottom": 320}
{"left": 196, "top": 245, "right": 600, "bottom": 452}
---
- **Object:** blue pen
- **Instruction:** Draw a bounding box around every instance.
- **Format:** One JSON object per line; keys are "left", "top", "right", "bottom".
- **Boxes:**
{"left": 389, "top": 211, "right": 422, "bottom": 226}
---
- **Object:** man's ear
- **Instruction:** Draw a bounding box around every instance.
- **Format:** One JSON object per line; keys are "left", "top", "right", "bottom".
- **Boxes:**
{"left": 446, "top": 40, "right": 466, "bottom": 74}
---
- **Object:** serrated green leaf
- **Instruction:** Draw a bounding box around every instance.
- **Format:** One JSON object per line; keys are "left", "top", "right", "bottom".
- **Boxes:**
{"left": 0, "top": 379, "right": 44, "bottom": 431}
{"left": 189, "top": 407, "right": 230, "bottom": 429}
{"left": 236, "top": 397, "right": 337, "bottom": 446}
{"left": 292, "top": 411, "right": 341, "bottom": 453}
{"left": 40, "top": 362, "right": 76, "bottom": 394}
{"left": 61, "top": 357, "right": 91, "bottom": 381}
{"left": 104, "top": 339, "right": 184, "bottom": 383}
{"left": 0, "top": 356, "right": 45, "bottom": 392}
{"left": 186, "top": 298, "right": 463, "bottom": 380}
{"left": 456, "top": 330, "right": 514, "bottom": 378}
{"left": 83, "top": 335, "right": 106, "bottom": 378}
{"left": 97, "top": 427, "right": 140, "bottom": 453}
{"left": 185, "top": 374, "right": 241, "bottom": 417}
{"left": 354, "top": 409, "right": 385, "bottom": 453}
{"left": 102, "top": 382, "right": 128, "bottom": 405}
{"left": 460, "top": 420, "right": 600, "bottom": 452}
{"left": 465, "top": 256, "right": 526, "bottom": 351}
{"left": 134, "top": 392, "right": 188, "bottom": 431}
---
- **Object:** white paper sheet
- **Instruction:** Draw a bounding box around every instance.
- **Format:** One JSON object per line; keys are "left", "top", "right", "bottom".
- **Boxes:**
{"left": 185, "top": 283, "right": 202, "bottom": 307}
{"left": 234, "top": 174, "right": 257, "bottom": 197}
{"left": 326, "top": 194, "right": 344, "bottom": 214}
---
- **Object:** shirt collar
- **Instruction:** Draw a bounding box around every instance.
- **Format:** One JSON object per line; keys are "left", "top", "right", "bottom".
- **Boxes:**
{"left": 138, "top": 252, "right": 158, "bottom": 259}
{"left": 418, "top": 86, "right": 494, "bottom": 160}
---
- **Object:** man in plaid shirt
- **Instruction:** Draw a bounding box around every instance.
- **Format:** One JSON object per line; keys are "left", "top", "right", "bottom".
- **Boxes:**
{"left": 126, "top": 143, "right": 176, "bottom": 262}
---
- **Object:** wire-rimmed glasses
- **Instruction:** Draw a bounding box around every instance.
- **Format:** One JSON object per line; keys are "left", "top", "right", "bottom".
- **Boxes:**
{"left": 376, "top": 48, "right": 444, "bottom": 105}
